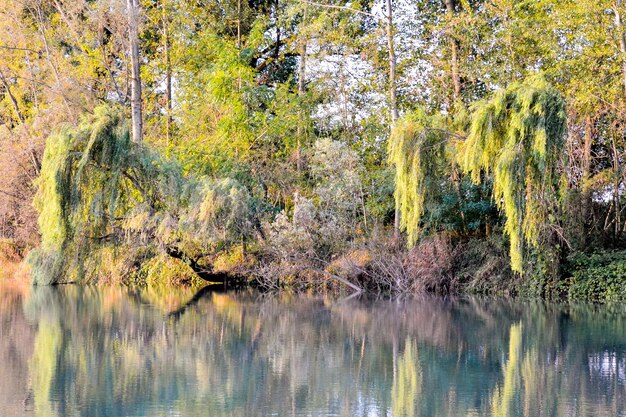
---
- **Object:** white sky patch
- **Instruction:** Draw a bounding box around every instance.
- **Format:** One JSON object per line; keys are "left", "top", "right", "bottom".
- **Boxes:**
{"left": 307, "top": 52, "right": 386, "bottom": 129}
{"left": 300, "top": 0, "right": 432, "bottom": 130}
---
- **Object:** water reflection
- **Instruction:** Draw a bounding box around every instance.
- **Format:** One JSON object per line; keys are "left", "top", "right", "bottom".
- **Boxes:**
{"left": 0, "top": 279, "right": 625, "bottom": 417}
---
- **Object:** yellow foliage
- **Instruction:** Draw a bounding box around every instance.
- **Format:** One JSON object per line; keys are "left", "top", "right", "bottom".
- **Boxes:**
{"left": 392, "top": 338, "right": 423, "bottom": 417}
{"left": 460, "top": 75, "right": 566, "bottom": 272}
{"left": 490, "top": 323, "right": 522, "bottom": 417}
{"left": 213, "top": 244, "right": 253, "bottom": 274}
{"left": 388, "top": 109, "right": 452, "bottom": 246}
{"left": 141, "top": 254, "right": 203, "bottom": 287}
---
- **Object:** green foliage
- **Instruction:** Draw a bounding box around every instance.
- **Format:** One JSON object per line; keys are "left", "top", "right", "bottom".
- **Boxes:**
{"left": 388, "top": 77, "right": 567, "bottom": 276}
{"left": 179, "top": 178, "right": 253, "bottom": 250}
{"left": 31, "top": 106, "right": 139, "bottom": 284}
{"left": 455, "top": 234, "right": 513, "bottom": 295}
{"left": 460, "top": 75, "right": 567, "bottom": 272}
{"left": 517, "top": 244, "right": 563, "bottom": 299}
{"left": 310, "top": 138, "right": 364, "bottom": 222}
{"left": 364, "top": 167, "right": 396, "bottom": 224}
{"left": 568, "top": 263, "right": 626, "bottom": 303}
{"left": 565, "top": 251, "right": 626, "bottom": 303}
{"left": 422, "top": 178, "right": 498, "bottom": 235}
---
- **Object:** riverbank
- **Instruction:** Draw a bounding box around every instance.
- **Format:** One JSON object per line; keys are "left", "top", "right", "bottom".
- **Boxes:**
{"left": 4, "top": 237, "right": 626, "bottom": 303}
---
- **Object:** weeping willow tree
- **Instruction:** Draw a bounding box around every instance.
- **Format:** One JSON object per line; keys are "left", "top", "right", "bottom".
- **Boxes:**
{"left": 460, "top": 75, "right": 567, "bottom": 272}
{"left": 29, "top": 106, "right": 254, "bottom": 285}
{"left": 30, "top": 106, "right": 146, "bottom": 284}
{"left": 388, "top": 109, "right": 456, "bottom": 246}
{"left": 389, "top": 76, "right": 566, "bottom": 274}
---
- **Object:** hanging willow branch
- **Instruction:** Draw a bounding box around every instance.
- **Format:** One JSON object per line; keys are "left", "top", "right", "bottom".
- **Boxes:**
{"left": 388, "top": 109, "right": 459, "bottom": 246}
{"left": 459, "top": 75, "right": 567, "bottom": 272}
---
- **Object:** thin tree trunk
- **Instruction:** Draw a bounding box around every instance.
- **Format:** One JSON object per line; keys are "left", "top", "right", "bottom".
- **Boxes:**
{"left": 128, "top": 0, "right": 143, "bottom": 144}
{"left": 296, "top": 7, "right": 308, "bottom": 172}
{"left": 386, "top": 0, "right": 401, "bottom": 240}
{"left": 612, "top": 1, "right": 625, "bottom": 238}
{"left": 51, "top": 0, "right": 79, "bottom": 41}
{"left": 237, "top": 0, "right": 242, "bottom": 49}
{"left": 444, "top": 0, "right": 461, "bottom": 101}
{"left": 0, "top": 70, "right": 24, "bottom": 124}
{"left": 581, "top": 117, "right": 594, "bottom": 237}
{"left": 296, "top": 40, "right": 307, "bottom": 172}
{"left": 298, "top": 40, "right": 307, "bottom": 97}
{"left": 162, "top": 2, "right": 172, "bottom": 144}
{"left": 386, "top": 0, "right": 398, "bottom": 124}
{"left": 615, "top": 1, "right": 626, "bottom": 95}
{"left": 611, "top": 135, "right": 622, "bottom": 239}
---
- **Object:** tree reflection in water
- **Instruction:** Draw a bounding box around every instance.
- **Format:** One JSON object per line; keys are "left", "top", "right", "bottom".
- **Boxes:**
{"left": 0, "top": 280, "right": 624, "bottom": 417}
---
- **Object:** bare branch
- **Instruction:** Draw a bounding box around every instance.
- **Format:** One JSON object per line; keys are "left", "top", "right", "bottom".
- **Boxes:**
{"left": 302, "top": 1, "right": 380, "bottom": 20}
{"left": 0, "top": 44, "right": 40, "bottom": 54}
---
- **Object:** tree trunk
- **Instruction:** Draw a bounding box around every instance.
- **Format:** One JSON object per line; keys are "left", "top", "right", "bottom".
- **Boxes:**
{"left": 0, "top": 70, "right": 24, "bottom": 124}
{"left": 611, "top": 135, "right": 622, "bottom": 239}
{"left": 237, "top": 0, "right": 242, "bottom": 48}
{"left": 581, "top": 117, "right": 594, "bottom": 239}
{"left": 164, "top": 245, "right": 229, "bottom": 283}
{"left": 162, "top": 2, "right": 172, "bottom": 144}
{"left": 386, "top": 0, "right": 398, "bottom": 124}
{"left": 444, "top": 0, "right": 461, "bottom": 101}
{"left": 296, "top": 6, "right": 308, "bottom": 172}
{"left": 128, "top": 0, "right": 143, "bottom": 144}
{"left": 296, "top": 40, "right": 307, "bottom": 172}
{"left": 386, "top": 0, "right": 401, "bottom": 240}
{"left": 614, "top": 0, "right": 626, "bottom": 95}
{"left": 613, "top": 1, "right": 625, "bottom": 238}
{"left": 298, "top": 40, "right": 307, "bottom": 97}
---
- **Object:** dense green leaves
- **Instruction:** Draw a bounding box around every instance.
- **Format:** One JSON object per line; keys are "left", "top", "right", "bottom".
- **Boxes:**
{"left": 567, "top": 251, "right": 626, "bottom": 302}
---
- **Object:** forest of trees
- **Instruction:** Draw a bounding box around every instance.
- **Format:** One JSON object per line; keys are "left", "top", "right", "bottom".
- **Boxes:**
{"left": 0, "top": 0, "right": 625, "bottom": 300}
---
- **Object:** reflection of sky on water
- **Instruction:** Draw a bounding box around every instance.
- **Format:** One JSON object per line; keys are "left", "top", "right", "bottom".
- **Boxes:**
{"left": 0, "top": 280, "right": 624, "bottom": 417}
{"left": 588, "top": 351, "right": 626, "bottom": 383}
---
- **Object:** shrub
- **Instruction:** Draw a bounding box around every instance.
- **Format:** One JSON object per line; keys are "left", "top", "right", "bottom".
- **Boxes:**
{"left": 566, "top": 251, "right": 626, "bottom": 302}
{"left": 453, "top": 235, "right": 513, "bottom": 295}
{"left": 140, "top": 254, "right": 205, "bottom": 287}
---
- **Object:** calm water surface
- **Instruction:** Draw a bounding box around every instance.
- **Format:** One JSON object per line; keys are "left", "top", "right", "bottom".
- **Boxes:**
{"left": 0, "top": 279, "right": 625, "bottom": 417}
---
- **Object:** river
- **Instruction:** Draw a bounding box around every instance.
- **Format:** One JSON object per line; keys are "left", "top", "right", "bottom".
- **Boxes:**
{"left": 0, "top": 278, "right": 624, "bottom": 416}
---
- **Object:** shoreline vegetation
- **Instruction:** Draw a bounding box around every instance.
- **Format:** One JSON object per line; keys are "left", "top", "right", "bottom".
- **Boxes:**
{"left": 0, "top": 1, "right": 625, "bottom": 303}
{"left": 4, "top": 245, "right": 626, "bottom": 305}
